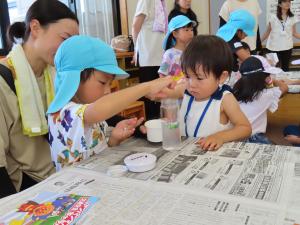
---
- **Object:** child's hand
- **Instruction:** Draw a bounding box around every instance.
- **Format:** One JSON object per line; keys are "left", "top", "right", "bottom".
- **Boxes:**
{"left": 146, "top": 77, "right": 180, "bottom": 100}
{"left": 109, "top": 117, "right": 144, "bottom": 146}
{"left": 148, "top": 76, "right": 176, "bottom": 96}
{"left": 196, "top": 135, "right": 224, "bottom": 151}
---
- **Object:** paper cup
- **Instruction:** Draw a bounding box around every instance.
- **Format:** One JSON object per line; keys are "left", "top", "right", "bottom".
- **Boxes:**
{"left": 144, "top": 119, "right": 162, "bottom": 142}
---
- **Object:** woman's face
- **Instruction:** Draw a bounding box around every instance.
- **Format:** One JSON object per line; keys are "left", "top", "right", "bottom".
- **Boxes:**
{"left": 280, "top": 0, "right": 291, "bottom": 10}
{"left": 176, "top": 0, "right": 192, "bottom": 11}
{"left": 32, "top": 18, "right": 79, "bottom": 66}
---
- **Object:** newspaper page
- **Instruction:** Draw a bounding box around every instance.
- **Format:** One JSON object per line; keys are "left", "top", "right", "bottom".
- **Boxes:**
{"left": 75, "top": 139, "right": 298, "bottom": 205}
{"left": 0, "top": 167, "right": 295, "bottom": 225}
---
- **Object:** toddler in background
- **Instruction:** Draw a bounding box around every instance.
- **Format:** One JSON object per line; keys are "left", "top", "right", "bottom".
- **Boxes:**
{"left": 217, "top": 9, "right": 256, "bottom": 72}
{"left": 232, "top": 56, "right": 288, "bottom": 144}
{"left": 159, "top": 15, "right": 195, "bottom": 82}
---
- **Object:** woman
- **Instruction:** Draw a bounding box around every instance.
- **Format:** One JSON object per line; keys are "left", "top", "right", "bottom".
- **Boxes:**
{"left": 168, "top": 0, "right": 199, "bottom": 36}
{"left": 132, "top": 0, "right": 167, "bottom": 120}
{"left": 262, "top": 0, "right": 300, "bottom": 71}
{"left": 0, "top": 0, "right": 79, "bottom": 198}
{"left": 219, "top": 0, "right": 262, "bottom": 54}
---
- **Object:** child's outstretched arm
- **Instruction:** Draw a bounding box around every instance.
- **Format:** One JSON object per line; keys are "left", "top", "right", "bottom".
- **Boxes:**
{"left": 273, "top": 79, "right": 288, "bottom": 95}
{"left": 197, "top": 93, "right": 251, "bottom": 151}
{"left": 84, "top": 77, "right": 174, "bottom": 125}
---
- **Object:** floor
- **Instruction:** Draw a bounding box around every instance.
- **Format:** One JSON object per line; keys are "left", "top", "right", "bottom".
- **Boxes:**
{"left": 266, "top": 123, "right": 291, "bottom": 146}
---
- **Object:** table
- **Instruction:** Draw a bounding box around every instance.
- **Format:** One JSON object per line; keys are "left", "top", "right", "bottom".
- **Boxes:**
{"left": 268, "top": 71, "right": 300, "bottom": 126}
{"left": 1, "top": 139, "right": 300, "bottom": 224}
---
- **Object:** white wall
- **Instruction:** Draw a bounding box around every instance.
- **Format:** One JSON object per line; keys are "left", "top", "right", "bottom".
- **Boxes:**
{"left": 127, "top": 0, "right": 210, "bottom": 35}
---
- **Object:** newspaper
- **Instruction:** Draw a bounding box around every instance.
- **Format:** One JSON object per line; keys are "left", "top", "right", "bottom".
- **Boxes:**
{"left": 0, "top": 167, "right": 298, "bottom": 225}
{"left": 75, "top": 139, "right": 300, "bottom": 206}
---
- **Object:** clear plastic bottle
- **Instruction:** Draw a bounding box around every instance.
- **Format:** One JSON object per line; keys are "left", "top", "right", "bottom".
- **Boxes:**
{"left": 160, "top": 99, "right": 181, "bottom": 151}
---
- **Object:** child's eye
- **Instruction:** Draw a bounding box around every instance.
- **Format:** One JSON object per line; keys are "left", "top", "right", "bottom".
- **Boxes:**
{"left": 197, "top": 77, "right": 204, "bottom": 81}
{"left": 98, "top": 81, "right": 106, "bottom": 85}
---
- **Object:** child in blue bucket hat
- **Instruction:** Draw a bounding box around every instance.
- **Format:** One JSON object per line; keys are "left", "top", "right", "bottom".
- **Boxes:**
{"left": 217, "top": 9, "right": 256, "bottom": 72}
{"left": 46, "top": 35, "right": 173, "bottom": 171}
{"left": 159, "top": 15, "right": 196, "bottom": 83}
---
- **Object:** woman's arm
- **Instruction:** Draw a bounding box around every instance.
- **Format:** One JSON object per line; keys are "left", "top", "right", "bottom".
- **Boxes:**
{"left": 292, "top": 24, "right": 300, "bottom": 39}
{"left": 132, "top": 14, "right": 146, "bottom": 46}
{"left": 261, "top": 23, "right": 272, "bottom": 43}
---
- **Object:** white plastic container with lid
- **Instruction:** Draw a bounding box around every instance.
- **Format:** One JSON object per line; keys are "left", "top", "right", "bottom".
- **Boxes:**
{"left": 124, "top": 153, "right": 157, "bottom": 173}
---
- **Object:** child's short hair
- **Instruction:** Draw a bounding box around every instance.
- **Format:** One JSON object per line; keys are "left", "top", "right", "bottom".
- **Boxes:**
{"left": 241, "top": 41, "right": 251, "bottom": 52}
{"left": 181, "top": 35, "right": 233, "bottom": 79}
{"left": 80, "top": 68, "right": 95, "bottom": 83}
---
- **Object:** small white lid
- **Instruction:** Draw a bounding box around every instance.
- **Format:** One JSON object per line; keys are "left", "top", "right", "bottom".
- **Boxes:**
{"left": 124, "top": 153, "right": 157, "bottom": 173}
{"left": 106, "top": 165, "right": 128, "bottom": 177}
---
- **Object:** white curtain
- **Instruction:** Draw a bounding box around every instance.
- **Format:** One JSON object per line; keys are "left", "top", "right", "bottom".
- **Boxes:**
{"left": 12, "top": 0, "right": 69, "bottom": 23}
{"left": 75, "top": 0, "right": 115, "bottom": 44}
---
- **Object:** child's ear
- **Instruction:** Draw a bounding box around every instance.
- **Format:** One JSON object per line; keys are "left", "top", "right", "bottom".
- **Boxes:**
{"left": 219, "top": 71, "right": 229, "bottom": 85}
{"left": 172, "top": 30, "right": 178, "bottom": 38}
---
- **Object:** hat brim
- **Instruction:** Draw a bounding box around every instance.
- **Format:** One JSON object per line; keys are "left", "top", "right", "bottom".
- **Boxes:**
{"left": 47, "top": 70, "right": 81, "bottom": 114}
{"left": 216, "top": 24, "right": 238, "bottom": 42}
{"left": 95, "top": 64, "right": 129, "bottom": 80}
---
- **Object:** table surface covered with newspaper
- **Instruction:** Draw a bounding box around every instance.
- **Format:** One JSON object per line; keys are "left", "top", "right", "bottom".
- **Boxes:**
{"left": 1, "top": 138, "right": 300, "bottom": 224}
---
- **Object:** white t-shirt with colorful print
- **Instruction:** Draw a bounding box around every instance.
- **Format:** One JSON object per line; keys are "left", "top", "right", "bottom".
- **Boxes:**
{"left": 48, "top": 102, "right": 108, "bottom": 171}
{"left": 158, "top": 48, "right": 183, "bottom": 77}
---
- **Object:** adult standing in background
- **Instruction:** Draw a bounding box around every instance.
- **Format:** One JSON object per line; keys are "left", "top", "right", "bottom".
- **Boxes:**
{"left": 168, "top": 0, "right": 199, "bottom": 36}
{"left": 0, "top": 0, "right": 79, "bottom": 198}
{"left": 261, "top": 0, "right": 300, "bottom": 71}
{"left": 132, "top": 0, "right": 167, "bottom": 120}
{"left": 219, "top": 0, "right": 262, "bottom": 53}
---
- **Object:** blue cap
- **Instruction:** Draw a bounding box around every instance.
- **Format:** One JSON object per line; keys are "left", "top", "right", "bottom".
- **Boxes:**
{"left": 47, "top": 35, "right": 129, "bottom": 114}
{"left": 216, "top": 9, "right": 255, "bottom": 42}
{"left": 162, "top": 15, "right": 196, "bottom": 50}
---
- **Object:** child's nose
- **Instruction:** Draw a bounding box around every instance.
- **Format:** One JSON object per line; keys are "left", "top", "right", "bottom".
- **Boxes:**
{"left": 188, "top": 78, "right": 196, "bottom": 87}
{"left": 104, "top": 86, "right": 111, "bottom": 95}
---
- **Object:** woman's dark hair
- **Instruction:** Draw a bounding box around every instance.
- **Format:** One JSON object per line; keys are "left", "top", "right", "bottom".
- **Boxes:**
{"left": 181, "top": 35, "right": 233, "bottom": 79}
{"left": 6, "top": 0, "right": 78, "bottom": 49}
{"left": 173, "top": 1, "right": 197, "bottom": 20}
{"left": 80, "top": 68, "right": 95, "bottom": 83}
{"left": 168, "top": 0, "right": 198, "bottom": 35}
{"left": 165, "top": 23, "right": 194, "bottom": 50}
{"left": 232, "top": 72, "right": 269, "bottom": 103}
{"left": 277, "top": 0, "right": 294, "bottom": 20}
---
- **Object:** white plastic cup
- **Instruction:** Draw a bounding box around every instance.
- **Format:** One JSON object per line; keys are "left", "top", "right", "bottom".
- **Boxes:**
{"left": 144, "top": 119, "right": 162, "bottom": 142}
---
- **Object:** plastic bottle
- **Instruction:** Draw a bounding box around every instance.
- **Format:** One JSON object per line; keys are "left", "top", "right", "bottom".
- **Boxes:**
{"left": 160, "top": 99, "right": 181, "bottom": 150}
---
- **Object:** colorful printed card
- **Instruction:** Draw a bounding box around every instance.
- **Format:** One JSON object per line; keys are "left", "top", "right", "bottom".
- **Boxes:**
{"left": 0, "top": 192, "right": 99, "bottom": 225}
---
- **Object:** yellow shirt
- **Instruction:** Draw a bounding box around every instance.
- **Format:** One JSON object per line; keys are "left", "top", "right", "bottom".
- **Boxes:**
{"left": 0, "top": 65, "right": 55, "bottom": 192}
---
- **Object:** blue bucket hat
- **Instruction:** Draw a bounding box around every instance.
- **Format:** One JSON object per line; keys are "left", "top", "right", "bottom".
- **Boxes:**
{"left": 216, "top": 9, "right": 255, "bottom": 42}
{"left": 162, "top": 15, "right": 196, "bottom": 50}
{"left": 47, "top": 35, "right": 129, "bottom": 114}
